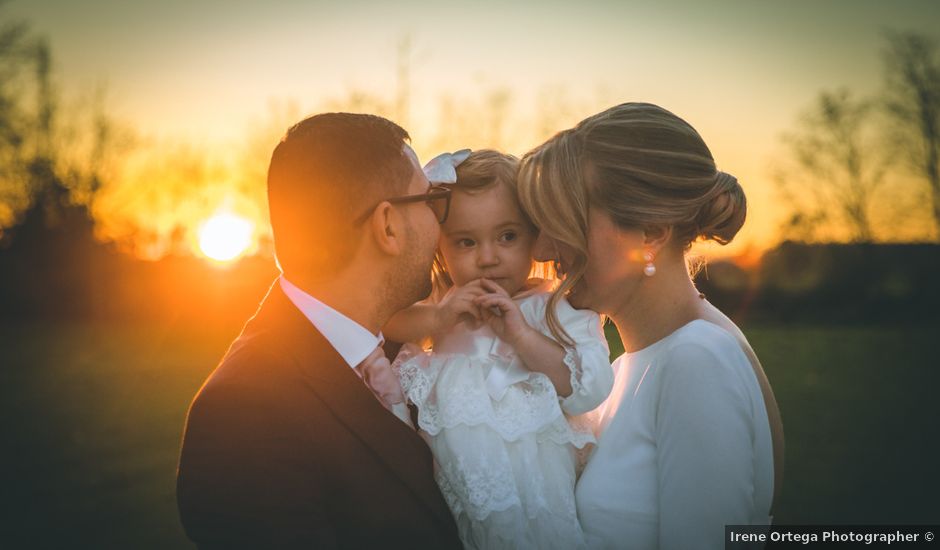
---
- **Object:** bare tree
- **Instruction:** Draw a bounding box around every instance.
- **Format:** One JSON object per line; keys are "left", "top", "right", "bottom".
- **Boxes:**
{"left": 24, "top": 36, "right": 62, "bottom": 224}
{"left": 57, "top": 84, "right": 137, "bottom": 207}
{"left": 0, "top": 5, "right": 135, "bottom": 246}
{"left": 0, "top": 11, "right": 36, "bottom": 237}
{"left": 882, "top": 30, "right": 940, "bottom": 239}
{"left": 776, "top": 89, "right": 892, "bottom": 243}
{"left": 0, "top": 17, "right": 75, "bottom": 234}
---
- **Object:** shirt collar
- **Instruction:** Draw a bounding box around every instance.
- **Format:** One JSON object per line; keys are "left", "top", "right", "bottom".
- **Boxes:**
{"left": 279, "top": 276, "right": 383, "bottom": 369}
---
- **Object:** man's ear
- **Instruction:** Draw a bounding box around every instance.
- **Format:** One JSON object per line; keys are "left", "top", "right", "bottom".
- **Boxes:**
{"left": 642, "top": 225, "right": 672, "bottom": 254}
{"left": 369, "top": 202, "right": 402, "bottom": 256}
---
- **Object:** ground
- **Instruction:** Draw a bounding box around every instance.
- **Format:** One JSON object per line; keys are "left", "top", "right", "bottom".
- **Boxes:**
{"left": 1, "top": 320, "right": 937, "bottom": 547}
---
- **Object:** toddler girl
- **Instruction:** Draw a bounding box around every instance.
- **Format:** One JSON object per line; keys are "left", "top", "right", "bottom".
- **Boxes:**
{"left": 385, "top": 149, "right": 613, "bottom": 550}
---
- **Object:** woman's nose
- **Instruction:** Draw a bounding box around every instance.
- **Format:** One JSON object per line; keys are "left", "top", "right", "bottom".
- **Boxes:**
{"left": 532, "top": 233, "right": 556, "bottom": 262}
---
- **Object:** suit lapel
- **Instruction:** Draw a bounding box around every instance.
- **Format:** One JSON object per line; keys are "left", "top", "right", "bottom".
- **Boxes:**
{"left": 246, "top": 282, "right": 454, "bottom": 527}
{"left": 304, "top": 353, "right": 455, "bottom": 526}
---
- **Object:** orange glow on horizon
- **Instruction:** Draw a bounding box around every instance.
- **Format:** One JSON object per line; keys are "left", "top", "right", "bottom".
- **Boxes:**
{"left": 198, "top": 213, "right": 255, "bottom": 262}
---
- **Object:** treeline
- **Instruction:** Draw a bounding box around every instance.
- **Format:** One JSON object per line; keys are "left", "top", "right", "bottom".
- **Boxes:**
{"left": 697, "top": 242, "right": 940, "bottom": 324}
{"left": 2, "top": 216, "right": 937, "bottom": 325}
{"left": 0, "top": 205, "right": 278, "bottom": 324}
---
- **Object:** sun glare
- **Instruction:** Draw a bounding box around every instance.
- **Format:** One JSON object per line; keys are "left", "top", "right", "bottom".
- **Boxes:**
{"left": 198, "top": 213, "right": 254, "bottom": 262}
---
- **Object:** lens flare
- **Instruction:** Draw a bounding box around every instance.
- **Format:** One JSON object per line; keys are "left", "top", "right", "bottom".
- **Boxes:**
{"left": 198, "top": 213, "right": 254, "bottom": 262}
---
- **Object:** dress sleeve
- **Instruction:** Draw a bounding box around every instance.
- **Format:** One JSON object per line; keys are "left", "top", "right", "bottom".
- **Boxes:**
{"left": 545, "top": 296, "right": 614, "bottom": 416}
{"left": 655, "top": 342, "right": 757, "bottom": 549}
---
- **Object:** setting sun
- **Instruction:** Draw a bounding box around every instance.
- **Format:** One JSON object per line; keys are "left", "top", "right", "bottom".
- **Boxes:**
{"left": 198, "top": 213, "right": 254, "bottom": 262}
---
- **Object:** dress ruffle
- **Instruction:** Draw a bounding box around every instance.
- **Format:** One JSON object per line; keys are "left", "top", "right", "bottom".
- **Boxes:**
{"left": 398, "top": 348, "right": 596, "bottom": 449}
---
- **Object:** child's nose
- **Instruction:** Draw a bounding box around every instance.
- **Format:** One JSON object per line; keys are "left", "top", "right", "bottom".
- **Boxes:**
{"left": 476, "top": 243, "right": 499, "bottom": 267}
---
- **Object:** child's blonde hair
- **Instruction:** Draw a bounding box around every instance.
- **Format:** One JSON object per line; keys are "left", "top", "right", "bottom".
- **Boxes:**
{"left": 430, "top": 149, "right": 556, "bottom": 303}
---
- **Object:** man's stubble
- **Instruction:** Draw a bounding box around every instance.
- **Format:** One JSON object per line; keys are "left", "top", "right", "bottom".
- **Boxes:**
{"left": 377, "top": 218, "right": 437, "bottom": 319}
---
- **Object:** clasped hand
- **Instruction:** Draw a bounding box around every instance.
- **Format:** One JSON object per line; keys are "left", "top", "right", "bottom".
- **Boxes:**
{"left": 435, "top": 279, "right": 533, "bottom": 345}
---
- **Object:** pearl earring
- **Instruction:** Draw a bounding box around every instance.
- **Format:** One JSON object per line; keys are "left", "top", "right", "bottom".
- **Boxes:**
{"left": 643, "top": 251, "right": 656, "bottom": 277}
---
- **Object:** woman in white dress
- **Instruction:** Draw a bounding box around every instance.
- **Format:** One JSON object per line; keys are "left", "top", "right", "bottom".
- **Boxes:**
{"left": 517, "top": 103, "right": 785, "bottom": 549}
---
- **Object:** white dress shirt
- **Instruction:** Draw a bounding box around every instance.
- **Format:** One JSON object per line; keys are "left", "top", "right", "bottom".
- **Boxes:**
{"left": 280, "top": 277, "right": 413, "bottom": 427}
{"left": 279, "top": 276, "right": 383, "bottom": 369}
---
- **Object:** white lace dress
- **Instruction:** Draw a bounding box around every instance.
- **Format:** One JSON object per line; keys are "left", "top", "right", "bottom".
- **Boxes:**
{"left": 396, "top": 283, "right": 614, "bottom": 550}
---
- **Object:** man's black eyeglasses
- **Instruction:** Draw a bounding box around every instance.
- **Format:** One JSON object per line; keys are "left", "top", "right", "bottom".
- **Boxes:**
{"left": 355, "top": 185, "right": 452, "bottom": 225}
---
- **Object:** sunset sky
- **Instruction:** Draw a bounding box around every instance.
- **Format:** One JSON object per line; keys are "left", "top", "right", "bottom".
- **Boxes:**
{"left": 7, "top": 0, "right": 940, "bottom": 257}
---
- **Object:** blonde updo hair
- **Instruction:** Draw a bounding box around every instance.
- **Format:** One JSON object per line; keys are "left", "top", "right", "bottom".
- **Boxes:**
{"left": 518, "top": 103, "right": 746, "bottom": 342}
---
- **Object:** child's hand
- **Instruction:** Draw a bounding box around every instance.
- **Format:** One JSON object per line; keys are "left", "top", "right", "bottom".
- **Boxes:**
{"left": 435, "top": 280, "right": 488, "bottom": 332}
{"left": 473, "top": 278, "right": 535, "bottom": 345}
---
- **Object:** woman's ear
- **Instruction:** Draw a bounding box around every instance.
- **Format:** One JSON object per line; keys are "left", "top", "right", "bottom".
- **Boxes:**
{"left": 642, "top": 225, "right": 672, "bottom": 254}
{"left": 369, "top": 202, "right": 403, "bottom": 256}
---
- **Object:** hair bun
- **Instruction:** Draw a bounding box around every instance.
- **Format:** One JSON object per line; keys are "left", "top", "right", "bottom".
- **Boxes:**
{"left": 696, "top": 171, "right": 746, "bottom": 245}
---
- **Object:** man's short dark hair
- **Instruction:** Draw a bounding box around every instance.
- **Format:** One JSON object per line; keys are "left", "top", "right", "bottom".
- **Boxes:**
{"left": 267, "top": 113, "right": 413, "bottom": 278}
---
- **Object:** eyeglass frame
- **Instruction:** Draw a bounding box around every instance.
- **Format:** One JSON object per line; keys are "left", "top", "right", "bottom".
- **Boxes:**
{"left": 354, "top": 184, "right": 452, "bottom": 225}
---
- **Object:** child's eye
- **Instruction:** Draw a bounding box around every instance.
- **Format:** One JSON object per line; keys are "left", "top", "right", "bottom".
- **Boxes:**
{"left": 456, "top": 238, "right": 476, "bottom": 248}
{"left": 499, "top": 231, "right": 517, "bottom": 243}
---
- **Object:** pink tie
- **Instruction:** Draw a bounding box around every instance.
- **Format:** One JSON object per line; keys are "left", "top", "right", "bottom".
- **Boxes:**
{"left": 356, "top": 346, "right": 411, "bottom": 426}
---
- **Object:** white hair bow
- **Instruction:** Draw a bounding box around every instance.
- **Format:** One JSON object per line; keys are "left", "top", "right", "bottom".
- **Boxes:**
{"left": 422, "top": 149, "right": 471, "bottom": 184}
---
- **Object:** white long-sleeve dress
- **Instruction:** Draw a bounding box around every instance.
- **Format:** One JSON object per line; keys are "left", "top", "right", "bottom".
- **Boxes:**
{"left": 575, "top": 319, "right": 774, "bottom": 550}
{"left": 396, "top": 282, "right": 614, "bottom": 550}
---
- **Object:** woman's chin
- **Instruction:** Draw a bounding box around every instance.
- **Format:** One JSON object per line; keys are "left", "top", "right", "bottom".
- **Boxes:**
{"left": 566, "top": 286, "right": 591, "bottom": 310}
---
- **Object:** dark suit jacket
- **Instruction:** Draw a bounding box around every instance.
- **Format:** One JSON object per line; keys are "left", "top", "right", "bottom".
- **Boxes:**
{"left": 177, "top": 281, "right": 461, "bottom": 549}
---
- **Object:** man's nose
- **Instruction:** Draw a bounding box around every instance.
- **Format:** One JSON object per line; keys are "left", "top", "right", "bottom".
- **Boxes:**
{"left": 532, "top": 233, "right": 556, "bottom": 262}
{"left": 476, "top": 243, "right": 499, "bottom": 267}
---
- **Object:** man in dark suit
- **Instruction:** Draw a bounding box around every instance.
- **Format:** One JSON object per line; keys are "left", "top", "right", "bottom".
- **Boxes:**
{"left": 176, "top": 113, "right": 461, "bottom": 548}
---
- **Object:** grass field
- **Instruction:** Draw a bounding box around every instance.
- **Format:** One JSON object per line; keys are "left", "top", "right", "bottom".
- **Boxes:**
{"left": 1, "top": 319, "right": 938, "bottom": 547}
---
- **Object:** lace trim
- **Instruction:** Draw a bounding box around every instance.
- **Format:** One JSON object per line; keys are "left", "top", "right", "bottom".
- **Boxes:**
{"left": 430, "top": 431, "right": 583, "bottom": 521}
{"left": 562, "top": 346, "right": 584, "bottom": 398}
{"left": 562, "top": 341, "right": 608, "bottom": 397}
{"left": 433, "top": 435, "right": 587, "bottom": 549}
{"left": 397, "top": 352, "right": 595, "bottom": 449}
